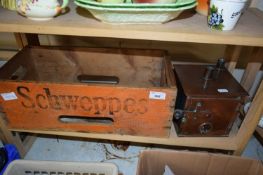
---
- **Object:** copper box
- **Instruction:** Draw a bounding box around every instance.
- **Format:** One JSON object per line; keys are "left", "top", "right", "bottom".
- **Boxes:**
{"left": 173, "top": 64, "right": 248, "bottom": 136}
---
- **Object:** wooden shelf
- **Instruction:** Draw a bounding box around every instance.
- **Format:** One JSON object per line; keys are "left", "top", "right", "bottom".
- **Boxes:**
{"left": 12, "top": 122, "right": 238, "bottom": 151}
{"left": 8, "top": 76, "right": 262, "bottom": 155}
{"left": 0, "top": 3, "right": 263, "bottom": 46}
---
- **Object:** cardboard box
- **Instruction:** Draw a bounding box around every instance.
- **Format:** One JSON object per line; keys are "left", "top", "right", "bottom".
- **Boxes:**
{"left": 137, "top": 150, "right": 263, "bottom": 175}
{"left": 0, "top": 46, "right": 177, "bottom": 137}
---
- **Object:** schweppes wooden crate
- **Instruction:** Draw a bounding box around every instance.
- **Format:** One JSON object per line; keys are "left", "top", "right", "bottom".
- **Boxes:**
{"left": 0, "top": 46, "right": 177, "bottom": 138}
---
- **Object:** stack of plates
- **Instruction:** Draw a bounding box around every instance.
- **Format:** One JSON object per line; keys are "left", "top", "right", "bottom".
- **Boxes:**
{"left": 74, "top": 0, "right": 197, "bottom": 24}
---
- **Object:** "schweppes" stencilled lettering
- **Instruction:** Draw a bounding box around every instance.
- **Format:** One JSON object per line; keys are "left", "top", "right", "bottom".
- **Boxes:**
{"left": 16, "top": 86, "right": 148, "bottom": 115}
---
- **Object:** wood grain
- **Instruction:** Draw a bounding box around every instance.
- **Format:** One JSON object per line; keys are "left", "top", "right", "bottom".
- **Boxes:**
{"left": 0, "top": 50, "right": 17, "bottom": 60}
{"left": 234, "top": 80, "right": 263, "bottom": 155}
{"left": 0, "top": 47, "right": 168, "bottom": 87}
{"left": 241, "top": 62, "right": 262, "bottom": 92}
{"left": 255, "top": 126, "right": 263, "bottom": 145}
{"left": 0, "top": 3, "right": 262, "bottom": 46}
{"left": 0, "top": 113, "right": 26, "bottom": 157}
{"left": 11, "top": 125, "right": 238, "bottom": 151}
{"left": 0, "top": 47, "right": 177, "bottom": 138}
{"left": 14, "top": 33, "right": 27, "bottom": 49}
{"left": 38, "top": 35, "right": 227, "bottom": 65}
{"left": 224, "top": 45, "right": 242, "bottom": 74}
{"left": 0, "top": 0, "right": 262, "bottom": 153}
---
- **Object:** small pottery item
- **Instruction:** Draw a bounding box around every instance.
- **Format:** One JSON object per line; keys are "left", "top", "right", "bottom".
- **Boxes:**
{"left": 196, "top": 0, "right": 209, "bottom": 16}
{"left": 16, "top": 0, "right": 69, "bottom": 21}
{"left": 208, "top": 0, "right": 248, "bottom": 31}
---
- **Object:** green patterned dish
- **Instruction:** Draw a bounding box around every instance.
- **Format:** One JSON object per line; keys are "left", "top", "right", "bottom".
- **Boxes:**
{"left": 74, "top": 0, "right": 197, "bottom": 23}
{"left": 75, "top": 0, "right": 197, "bottom": 10}
{"left": 76, "top": 0, "right": 196, "bottom": 8}
{"left": 0, "top": 0, "right": 17, "bottom": 10}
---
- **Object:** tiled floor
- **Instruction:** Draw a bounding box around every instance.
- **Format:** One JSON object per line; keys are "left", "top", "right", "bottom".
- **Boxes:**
{"left": 242, "top": 135, "right": 263, "bottom": 160}
{"left": 24, "top": 135, "right": 263, "bottom": 175}
{"left": 25, "top": 136, "right": 145, "bottom": 175}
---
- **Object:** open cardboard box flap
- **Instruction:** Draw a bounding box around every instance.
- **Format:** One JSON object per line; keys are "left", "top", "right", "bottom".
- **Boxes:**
{"left": 137, "top": 150, "right": 263, "bottom": 175}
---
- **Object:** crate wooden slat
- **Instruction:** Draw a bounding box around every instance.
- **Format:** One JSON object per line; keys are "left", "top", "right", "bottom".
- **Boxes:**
{"left": 255, "top": 126, "right": 263, "bottom": 144}
{"left": 225, "top": 46, "right": 243, "bottom": 74}
{"left": 0, "top": 116, "right": 36, "bottom": 157}
{"left": 0, "top": 50, "right": 17, "bottom": 60}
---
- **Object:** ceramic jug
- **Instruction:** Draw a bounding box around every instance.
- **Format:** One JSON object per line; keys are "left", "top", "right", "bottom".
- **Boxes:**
{"left": 16, "top": 0, "right": 69, "bottom": 21}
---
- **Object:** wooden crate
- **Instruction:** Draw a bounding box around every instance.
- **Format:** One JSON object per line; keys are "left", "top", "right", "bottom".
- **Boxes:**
{"left": 0, "top": 46, "right": 177, "bottom": 138}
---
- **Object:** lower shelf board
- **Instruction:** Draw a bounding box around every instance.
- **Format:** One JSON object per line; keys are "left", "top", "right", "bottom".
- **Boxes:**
{"left": 11, "top": 123, "right": 238, "bottom": 151}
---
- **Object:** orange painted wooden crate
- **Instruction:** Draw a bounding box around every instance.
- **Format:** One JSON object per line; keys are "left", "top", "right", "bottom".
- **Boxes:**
{"left": 0, "top": 46, "right": 177, "bottom": 138}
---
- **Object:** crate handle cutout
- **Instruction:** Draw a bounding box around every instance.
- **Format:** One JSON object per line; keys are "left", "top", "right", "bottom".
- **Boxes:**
{"left": 59, "top": 115, "right": 114, "bottom": 125}
{"left": 77, "top": 74, "right": 119, "bottom": 85}
{"left": 9, "top": 66, "right": 27, "bottom": 80}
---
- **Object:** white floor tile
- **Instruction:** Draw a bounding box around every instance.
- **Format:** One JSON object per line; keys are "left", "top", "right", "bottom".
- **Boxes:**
{"left": 25, "top": 136, "right": 146, "bottom": 175}
{"left": 242, "top": 135, "right": 263, "bottom": 161}
{"left": 25, "top": 135, "right": 263, "bottom": 175}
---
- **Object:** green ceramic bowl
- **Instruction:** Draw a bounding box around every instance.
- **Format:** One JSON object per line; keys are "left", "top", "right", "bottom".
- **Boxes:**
{"left": 74, "top": 0, "right": 197, "bottom": 24}
{"left": 75, "top": 0, "right": 196, "bottom": 8}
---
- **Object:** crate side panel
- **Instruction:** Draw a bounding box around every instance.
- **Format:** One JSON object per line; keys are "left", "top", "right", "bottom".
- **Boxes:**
{"left": 0, "top": 82, "right": 176, "bottom": 137}
{"left": 0, "top": 47, "right": 165, "bottom": 87}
